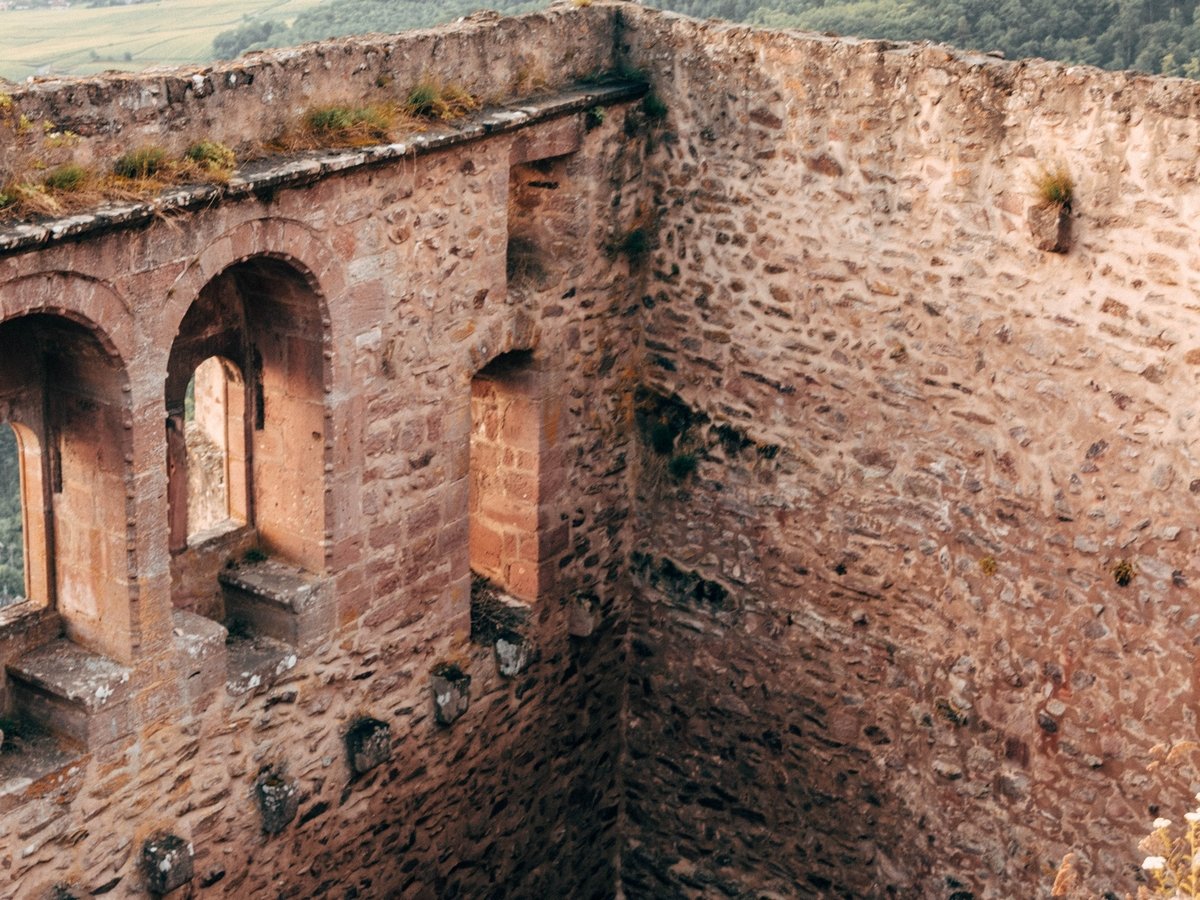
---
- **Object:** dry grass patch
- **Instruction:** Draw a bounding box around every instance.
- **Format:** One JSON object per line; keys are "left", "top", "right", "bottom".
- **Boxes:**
{"left": 0, "top": 140, "right": 237, "bottom": 222}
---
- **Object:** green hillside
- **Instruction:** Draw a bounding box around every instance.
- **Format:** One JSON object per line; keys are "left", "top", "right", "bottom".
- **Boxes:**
{"left": 0, "top": 0, "right": 324, "bottom": 82}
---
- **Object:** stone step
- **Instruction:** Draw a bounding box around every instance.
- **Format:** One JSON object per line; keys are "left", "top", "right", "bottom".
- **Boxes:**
{"left": 218, "top": 559, "right": 332, "bottom": 653}
{"left": 6, "top": 639, "right": 132, "bottom": 751}
{"left": 171, "top": 609, "right": 228, "bottom": 706}
{"left": 225, "top": 633, "right": 297, "bottom": 697}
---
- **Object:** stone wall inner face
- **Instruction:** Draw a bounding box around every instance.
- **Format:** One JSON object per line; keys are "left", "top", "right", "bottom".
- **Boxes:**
{"left": 0, "top": 9, "right": 649, "bottom": 895}
{"left": 621, "top": 8, "right": 1200, "bottom": 898}
{"left": 8, "top": 4, "right": 1200, "bottom": 898}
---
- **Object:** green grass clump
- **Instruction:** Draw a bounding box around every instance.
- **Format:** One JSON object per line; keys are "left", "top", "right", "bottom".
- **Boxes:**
{"left": 642, "top": 92, "right": 668, "bottom": 122}
{"left": 185, "top": 140, "right": 236, "bottom": 174}
{"left": 113, "top": 145, "right": 168, "bottom": 180}
{"left": 42, "top": 163, "right": 88, "bottom": 192}
{"left": 1034, "top": 166, "right": 1073, "bottom": 208}
{"left": 667, "top": 453, "right": 697, "bottom": 480}
{"left": 404, "top": 80, "right": 479, "bottom": 120}
{"left": 302, "top": 104, "right": 394, "bottom": 145}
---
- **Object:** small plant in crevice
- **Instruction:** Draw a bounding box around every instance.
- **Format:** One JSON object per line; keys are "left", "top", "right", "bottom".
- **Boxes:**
{"left": 42, "top": 163, "right": 88, "bottom": 193}
{"left": 979, "top": 556, "right": 998, "bottom": 577}
{"left": 641, "top": 91, "right": 668, "bottom": 122}
{"left": 667, "top": 452, "right": 697, "bottom": 481}
{"left": 185, "top": 140, "right": 236, "bottom": 178}
{"left": 1133, "top": 806, "right": 1200, "bottom": 897}
{"left": 1029, "top": 163, "right": 1074, "bottom": 253}
{"left": 1034, "top": 166, "right": 1074, "bottom": 211}
{"left": 113, "top": 145, "right": 168, "bottom": 180}
{"left": 935, "top": 696, "right": 969, "bottom": 728}
{"left": 404, "top": 79, "right": 479, "bottom": 121}
{"left": 243, "top": 547, "right": 268, "bottom": 564}
{"left": 1111, "top": 558, "right": 1136, "bottom": 587}
{"left": 302, "top": 105, "right": 394, "bottom": 146}
{"left": 585, "top": 106, "right": 605, "bottom": 130}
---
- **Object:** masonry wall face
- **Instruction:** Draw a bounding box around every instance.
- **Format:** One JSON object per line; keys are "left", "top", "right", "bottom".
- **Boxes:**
{"left": 9, "top": 5, "right": 1200, "bottom": 898}
{"left": 621, "top": 10, "right": 1200, "bottom": 898}
{"left": 0, "top": 16, "right": 650, "bottom": 893}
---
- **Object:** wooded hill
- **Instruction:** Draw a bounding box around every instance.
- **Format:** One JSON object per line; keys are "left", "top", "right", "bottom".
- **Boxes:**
{"left": 214, "top": 0, "right": 1200, "bottom": 78}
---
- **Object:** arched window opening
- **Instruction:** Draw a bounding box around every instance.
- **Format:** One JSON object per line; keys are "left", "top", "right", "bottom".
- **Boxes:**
{"left": 469, "top": 350, "right": 541, "bottom": 602}
{"left": 167, "top": 256, "right": 329, "bottom": 627}
{"left": 0, "top": 313, "right": 127, "bottom": 654}
{"left": 184, "top": 356, "right": 247, "bottom": 541}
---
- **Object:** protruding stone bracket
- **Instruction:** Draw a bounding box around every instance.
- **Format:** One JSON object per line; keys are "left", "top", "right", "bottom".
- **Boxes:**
{"left": 345, "top": 717, "right": 391, "bottom": 775}
{"left": 254, "top": 768, "right": 299, "bottom": 834}
{"left": 431, "top": 663, "right": 471, "bottom": 726}
{"left": 1028, "top": 202, "right": 1072, "bottom": 253}
{"left": 224, "top": 634, "right": 297, "bottom": 698}
{"left": 219, "top": 559, "right": 333, "bottom": 654}
{"left": 172, "top": 609, "right": 228, "bottom": 706}
{"left": 470, "top": 575, "right": 532, "bottom": 675}
{"left": 568, "top": 592, "right": 601, "bottom": 638}
{"left": 494, "top": 630, "right": 529, "bottom": 678}
{"left": 141, "top": 833, "right": 194, "bottom": 895}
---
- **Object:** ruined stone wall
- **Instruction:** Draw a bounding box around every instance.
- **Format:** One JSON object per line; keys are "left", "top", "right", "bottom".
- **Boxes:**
{"left": 0, "top": 5, "right": 621, "bottom": 171}
{"left": 0, "top": 7, "right": 651, "bottom": 895}
{"left": 620, "top": 9, "right": 1200, "bottom": 897}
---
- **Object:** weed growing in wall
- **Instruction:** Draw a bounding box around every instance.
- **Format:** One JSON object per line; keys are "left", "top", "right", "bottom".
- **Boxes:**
{"left": 113, "top": 146, "right": 168, "bottom": 180}
{"left": 185, "top": 141, "right": 237, "bottom": 179}
{"left": 1034, "top": 166, "right": 1074, "bottom": 210}
{"left": 1136, "top": 807, "right": 1200, "bottom": 896}
{"left": 1112, "top": 558, "right": 1136, "bottom": 586}
{"left": 404, "top": 79, "right": 480, "bottom": 121}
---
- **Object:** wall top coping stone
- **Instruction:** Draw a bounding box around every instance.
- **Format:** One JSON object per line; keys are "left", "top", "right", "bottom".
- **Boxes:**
{"left": 0, "top": 79, "right": 645, "bottom": 258}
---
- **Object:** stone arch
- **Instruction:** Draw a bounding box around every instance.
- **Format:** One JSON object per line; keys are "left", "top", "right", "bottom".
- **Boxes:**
{"left": 165, "top": 232, "right": 335, "bottom": 573}
{"left": 160, "top": 217, "right": 343, "bottom": 360}
{"left": 0, "top": 271, "right": 135, "bottom": 374}
{"left": 0, "top": 308, "right": 135, "bottom": 660}
{"left": 465, "top": 310, "right": 540, "bottom": 378}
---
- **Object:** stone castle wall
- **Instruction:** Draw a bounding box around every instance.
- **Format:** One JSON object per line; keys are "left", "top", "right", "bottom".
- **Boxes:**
{"left": 621, "top": 7, "right": 1200, "bottom": 898}
{"left": 0, "top": 6, "right": 652, "bottom": 896}
{"left": 6, "top": 2, "right": 1200, "bottom": 897}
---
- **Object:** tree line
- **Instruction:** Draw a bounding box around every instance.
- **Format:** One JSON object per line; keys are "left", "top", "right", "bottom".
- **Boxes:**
{"left": 211, "top": 0, "right": 1200, "bottom": 85}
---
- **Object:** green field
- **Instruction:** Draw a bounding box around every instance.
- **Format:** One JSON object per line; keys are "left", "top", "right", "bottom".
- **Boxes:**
{"left": 0, "top": 0, "right": 326, "bottom": 82}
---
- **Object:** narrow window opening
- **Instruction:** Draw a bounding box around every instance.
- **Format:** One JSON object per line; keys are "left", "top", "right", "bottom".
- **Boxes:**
{"left": 185, "top": 356, "right": 247, "bottom": 542}
{"left": 469, "top": 351, "right": 540, "bottom": 602}
{"left": 506, "top": 156, "right": 573, "bottom": 295}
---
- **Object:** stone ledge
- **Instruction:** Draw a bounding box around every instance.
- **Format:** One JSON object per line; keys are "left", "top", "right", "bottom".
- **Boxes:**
{"left": 0, "top": 725, "right": 82, "bottom": 816}
{"left": 7, "top": 639, "right": 131, "bottom": 713}
{"left": 225, "top": 633, "right": 297, "bottom": 697}
{"left": 220, "top": 559, "right": 333, "bottom": 653}
{"left": 0, "top": 79, "right": 646, "bottom": 257}
{"left": 172, "top": 609, "right": 228, "bottom": 705}
{"left": 6, "top": 639, "right": 133, "bottom": 750}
